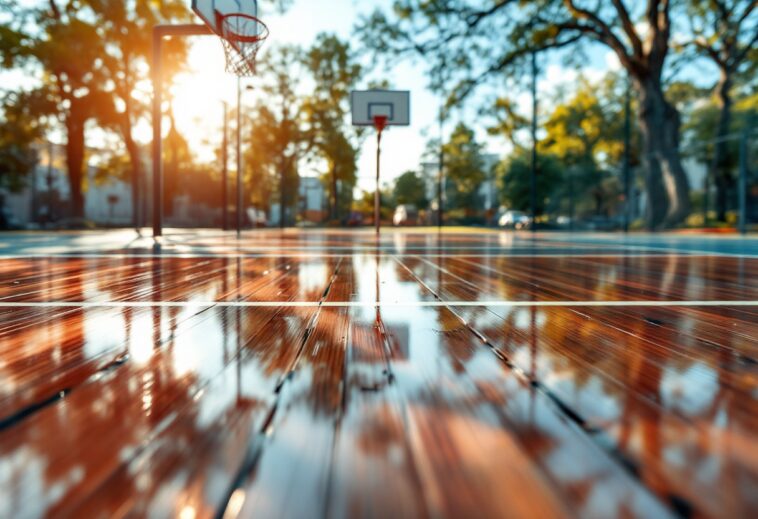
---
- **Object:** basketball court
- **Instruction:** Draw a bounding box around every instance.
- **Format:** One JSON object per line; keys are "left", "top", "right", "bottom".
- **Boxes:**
{"left": 0, "top": 0, "right": 756, "bottom": 517}
{"left": 0, "top": 228, "right": 756, "bottom": 517}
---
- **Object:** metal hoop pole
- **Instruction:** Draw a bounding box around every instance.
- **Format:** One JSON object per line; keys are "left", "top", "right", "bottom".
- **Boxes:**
{"left": 375, "top": 128, "right": 382, "bottom": 237}
{"left": 236, "top": 77, "right": 242, "bottom": 240}
{"left": 222, "top": 101, "right": 229, "bottom": 231}
{"left": 151, "top": 24, "right": 212, "bottom": 241}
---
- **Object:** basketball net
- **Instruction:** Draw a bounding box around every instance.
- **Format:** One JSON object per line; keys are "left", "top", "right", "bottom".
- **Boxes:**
{"left": 220, "top": 13, "right": 269, "bottom": 77}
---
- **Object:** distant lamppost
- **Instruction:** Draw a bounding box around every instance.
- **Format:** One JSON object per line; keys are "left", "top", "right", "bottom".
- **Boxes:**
{"left": 438, "top": 102, "right": 445, "bottom": 231}
{"left": 236, "top": 79, "right": 243, "bottom": 239}
{"left": 222, "top": 100, "right": 229, "bottom": 231}
{"left": 530, "top": 49, "right": 538, "bottom": 233}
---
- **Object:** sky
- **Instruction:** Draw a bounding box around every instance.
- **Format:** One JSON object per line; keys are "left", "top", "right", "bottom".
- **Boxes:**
{"left": 1, "top": 0, "right": 720, "bottom": 195}
{"left": 172, "top": 0, "right": 633, "bottom": 194}
{"left": 172, "top": 0, "right": 442, "bottom": 194}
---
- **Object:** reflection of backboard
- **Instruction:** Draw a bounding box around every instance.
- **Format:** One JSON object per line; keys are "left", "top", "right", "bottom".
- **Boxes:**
{"left": 192, "top": 0, "right": 258, "bottom": 38}
{"left": 351, "top": 90, "right": 411, "bottom": 127}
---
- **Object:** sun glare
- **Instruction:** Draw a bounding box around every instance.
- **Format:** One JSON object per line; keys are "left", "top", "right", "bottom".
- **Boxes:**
{"left": 168, "top": 40, "right": 239, "bottom": 163}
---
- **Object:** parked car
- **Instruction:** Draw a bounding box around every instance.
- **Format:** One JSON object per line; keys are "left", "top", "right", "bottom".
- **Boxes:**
{"left": 345, "top": 212, "right": 364, "bottom": 227}
{"left": 393, "top": 204, "right": 419, "bottom": 226}
{"left": 498, "top": 210, "right": 530, "bottom": 229}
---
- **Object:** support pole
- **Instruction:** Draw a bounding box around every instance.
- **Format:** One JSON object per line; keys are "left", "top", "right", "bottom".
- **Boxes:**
{"left": 222, "top": 101, "right": 228, "bottom": 231}
{"left": 623, "top": 74, "right": 631, "bottom": 233}
{"left": 738, "top": 123, "right": 749, "bottom": 234}
{"left": 375, "top": 128, "right": 383, "bottom": 237}
{"left": 438, "top": 104, "right": 444, "bottom": 230}
{"left": 530, "top": 50, "right": 538, "bottom": 233}
{"left": 236, "top": 77, "right": 242, "bottom": 239}
{"left": 152, "top": 28, "right": 163, "bottom": 239}
{"left": 151, "top": 24, "right": 212, "bottom": 241}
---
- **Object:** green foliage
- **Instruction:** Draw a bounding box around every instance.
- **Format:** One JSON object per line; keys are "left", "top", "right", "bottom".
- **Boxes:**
{"left": 0, "top": 0, "right": 300, "bottom": 226}
{"left": 682, "top": 95, "right": 757, "bottom": 166}
{"left": 497, "top": 149, "right": 562, "bottom": 215}
{"left": 358, "top": 0, "right": 710, "bottom": 227}
{"left": 243, "top": 45, "right": 306, "bottom": 222}
{"left": 301, "top": 34, "right": 363, "bottom": 220}
{"left": 443, "top": 123, "right": 486, "bottom": 211}
{"left": 0, "top": 0, "right": 190, "bottom": 218}
{"left": 487, "top": 97, "right": 529, "bottom": 147}
{"left": 393, "top": 170, "right": 428, "bottom": 208}
{"left": 0, "top": 90, "right": 52, "bottom": 192}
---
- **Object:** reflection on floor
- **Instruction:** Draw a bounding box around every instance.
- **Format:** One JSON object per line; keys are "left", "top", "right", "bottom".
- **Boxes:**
{"left": 0, "top": 229, "right": 756, "bottom": 518}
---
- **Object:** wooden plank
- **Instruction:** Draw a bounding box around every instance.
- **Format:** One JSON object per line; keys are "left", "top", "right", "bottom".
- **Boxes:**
{"left": 402, "top": 255, "right": 758, "bottom": 302}
{"left": 326, "top": 257, "right": 427, "bottom": 518}
{"left": 410, "top": 254, "right": 758, "bottom": 516}
{"left": 235, "top": 258, "right": 351, "bottom": 517}
{"left": 466, "top": 304, "right": 758, "bottom": 518}
{"left": 0, "top": 304, "right": 209, "bottom": 422}
{"left": 66, "top": 306, "right": 316, "bottom": 517}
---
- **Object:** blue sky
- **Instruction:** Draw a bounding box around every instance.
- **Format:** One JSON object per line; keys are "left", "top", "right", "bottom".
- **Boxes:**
{"left": 1, "top": 0, "right": 721, "bottom": 195}
{"left": 179, "top": 0, "right": 652, "bottom": 193}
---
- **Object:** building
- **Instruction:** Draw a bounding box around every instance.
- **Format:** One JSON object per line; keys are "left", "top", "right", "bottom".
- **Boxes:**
{"left": 298, "top": 176, "right": 327, "bottom": 224}
{"left": 0, "top": 142, "right": 136, "bottom": 228}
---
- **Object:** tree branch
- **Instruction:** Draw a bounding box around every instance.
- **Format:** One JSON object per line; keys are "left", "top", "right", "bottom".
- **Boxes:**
{"left": 736, "top": 1, "right": 756, "bottom": 26}
{"left": 563, "top": 0, "right": 631, "bottom": 62}
{"left": 610, "top": 0, "right": 644, "bottom": 57}
{"left": 449, "top": 33, "right": 582, "bottom": 105}
{"left": 464, "top": 0, "right": 515, "bottom": 29}
{"left": 732, "top": 26, "right": 758, "bottom": 66}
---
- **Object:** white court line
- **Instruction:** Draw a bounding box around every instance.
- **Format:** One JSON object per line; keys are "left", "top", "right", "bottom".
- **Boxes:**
{"left": 0, "top": 252, "right": 754, "bottom": 260}
{"left": 0, "top": 300, "right": 756, "bottom": 308}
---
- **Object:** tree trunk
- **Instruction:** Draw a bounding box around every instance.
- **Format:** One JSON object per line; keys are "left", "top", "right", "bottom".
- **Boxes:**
{"left": 65, "top": 112, "right": 86, "bottom": 220}
{"left": 635, "top": 76, "right": 690, "bottom": 229}
{"left": 331, "top": 167, "right": 338, "bottom": 222}
{"left": 712, "top": 72, "right": 732, "bottom": 222}
{"left": 121, "top": 120, "right": 143, "bottom": 229}
{"left": 280, "top": 166, "right": 286, "bottom": 229}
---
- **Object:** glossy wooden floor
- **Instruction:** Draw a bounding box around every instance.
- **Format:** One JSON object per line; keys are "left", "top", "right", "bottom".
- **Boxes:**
{"left": 0, "top": 229, "right": 756, "bottom": 518}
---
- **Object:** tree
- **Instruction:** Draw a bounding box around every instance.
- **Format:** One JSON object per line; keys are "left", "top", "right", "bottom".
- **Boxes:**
{"left": 685, "top": 0, "right": 757, "bottom": 221}
{"left": 163, "top": 110, "right": 194, "bottom": 217}
{"left": 359, "top": 0, "right": 702, "bottom": 229}
{"left": 0, "top": 1, "right": 114, "bottom": 220}
{"left": 540, "top": 74, "right": 637, "bottom": 216}
{"left": 498, "top": 150, "right": 563, "bottom": 215}
{"left": 302, "top": 34, "right": 363, "bottom": 222}
{"left": 89, "top": 0, "right": 190, "bottom": 227}
{"left": 244, "top": 45, "right": 305, "bottom": 227}
{"left": 0, "top": 90, "right": 50, "bottom": 193}
{"left": 393, "top": 170, "right": 428, "bottom": 209}
{"left": 442, "top": 123, "right": 486, "bottom": 213}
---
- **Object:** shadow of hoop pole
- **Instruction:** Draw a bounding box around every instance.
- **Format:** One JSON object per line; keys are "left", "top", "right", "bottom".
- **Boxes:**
{"left": 151, "top": 25, "right": 213, "bottom": 240}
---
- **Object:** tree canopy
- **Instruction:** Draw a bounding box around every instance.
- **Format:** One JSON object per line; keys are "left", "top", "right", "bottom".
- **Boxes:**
{"left": 442, "top": 123, "right": 487, "bottom": 213}
{"left": 393, "top": 170, "right": 428, "bottom": 209}
{"left": 358, "top": 0, "right": 756, "bottom": 228}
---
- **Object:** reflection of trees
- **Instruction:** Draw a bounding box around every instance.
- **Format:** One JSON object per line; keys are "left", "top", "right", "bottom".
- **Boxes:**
{"left": 471, "top": 301, "right": 756, "bottom": 517}
{"left": 0, "top": 301, "right": 201, "bottom": 516}
{"left": 0, "top": 267, "right": 86, "bottom": 419}
{"left": 444, "top": 254, "right": 745, "bottom": 302}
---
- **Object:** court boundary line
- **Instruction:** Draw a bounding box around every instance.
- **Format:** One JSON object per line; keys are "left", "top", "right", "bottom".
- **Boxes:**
{"left": 0, "top": 300, "right": 756, "bottom": 308}
{"left": 1, "top": 252, "right": 756, "bottom": 259}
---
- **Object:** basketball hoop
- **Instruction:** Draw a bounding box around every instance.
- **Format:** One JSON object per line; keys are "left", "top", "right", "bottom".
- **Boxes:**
{"left": 220, "top": 13, "right": 269, "bottom": 77}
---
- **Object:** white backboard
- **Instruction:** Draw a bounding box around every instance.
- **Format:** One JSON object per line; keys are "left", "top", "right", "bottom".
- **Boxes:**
{"left": 351, "top": 90, "right": 411, "bottom": 126}
{"left": 192, "top": 0, "right": 258, "bottom": 36}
